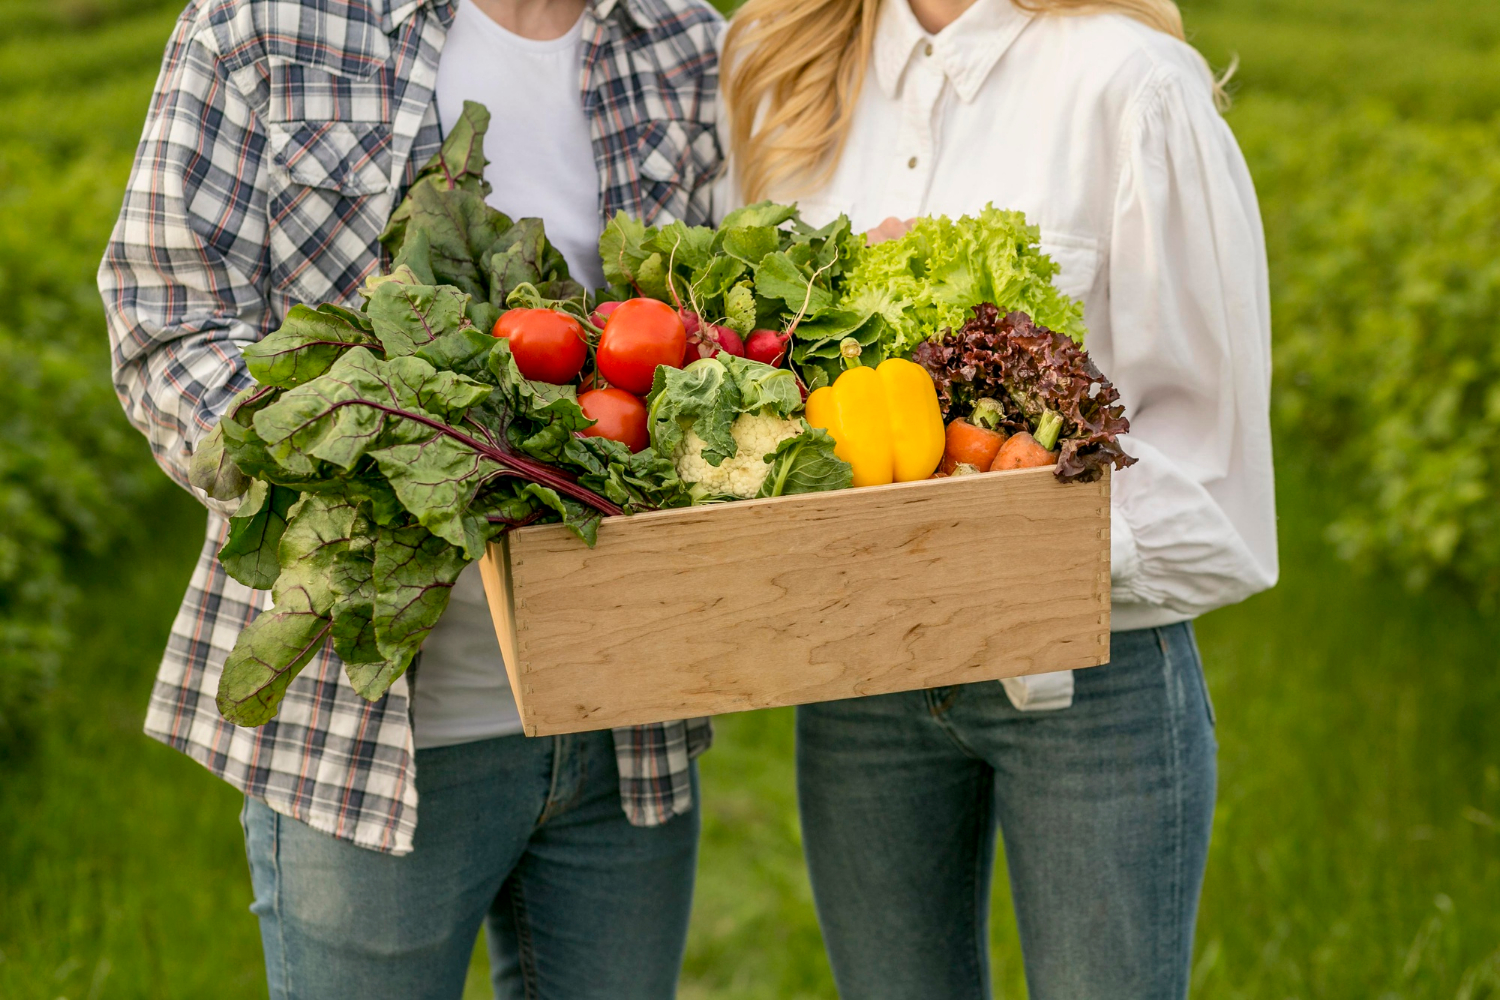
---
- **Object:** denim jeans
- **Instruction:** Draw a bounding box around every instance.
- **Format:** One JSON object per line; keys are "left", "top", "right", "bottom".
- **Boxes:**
{"left": 241, "top": 729, "right": 699, "bottom": 1000}
{"left": 796, "top": 622, "right": 1217, "bottom": 1000}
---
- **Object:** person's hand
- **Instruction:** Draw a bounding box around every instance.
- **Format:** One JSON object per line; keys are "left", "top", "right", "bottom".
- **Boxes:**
{"left": 865, "top": 216, "right": 915, "bottom": 246}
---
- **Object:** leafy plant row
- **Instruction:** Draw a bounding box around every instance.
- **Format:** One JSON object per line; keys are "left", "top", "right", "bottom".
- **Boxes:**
{"left": 1238, "top": 96, "right": 1500, "bottom": 599}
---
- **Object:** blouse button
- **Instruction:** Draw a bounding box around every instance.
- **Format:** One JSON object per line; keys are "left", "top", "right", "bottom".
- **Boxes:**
{"left": 908, "top": 156, "right": 918, "bottom": 169}
{"left": 924, "top": 42, "right": 934, "bottom": 57}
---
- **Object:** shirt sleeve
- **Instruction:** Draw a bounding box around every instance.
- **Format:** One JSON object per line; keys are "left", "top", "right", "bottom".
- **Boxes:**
{"left": 1104, "top": 69, "right": 1279, "bottom": 616}
{"left": 98, "top": 15, "right": 269, "bottom": 515}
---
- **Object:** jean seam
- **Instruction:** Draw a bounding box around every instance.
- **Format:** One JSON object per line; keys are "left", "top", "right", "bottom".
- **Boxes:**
{"left": 508, "top": 878, "right": 542, "bottom": 1000}
{"left": 928, "top": 701, "right": 989, "bottom": 763}
{"left": 1160, "top": 627, "right": 1189, "bottom": 999}
{"left": 271, "top": 808, "right": 291, "bottom": 1000}
{"left": 1190, "top": 630, "right": 1218, "bottom": 732}
{"left": 969, "top": 775, "right": 994, "bottom": 1000}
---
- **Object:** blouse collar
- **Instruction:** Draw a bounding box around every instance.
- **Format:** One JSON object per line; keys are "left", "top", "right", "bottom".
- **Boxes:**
{"left": 874, "top": 0, "right": 1034, "bottom": 103}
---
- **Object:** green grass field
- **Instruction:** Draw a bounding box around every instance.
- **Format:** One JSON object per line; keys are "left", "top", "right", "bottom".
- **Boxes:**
{"left": 1, "top": 0, "right": 1498, "bottom": 997}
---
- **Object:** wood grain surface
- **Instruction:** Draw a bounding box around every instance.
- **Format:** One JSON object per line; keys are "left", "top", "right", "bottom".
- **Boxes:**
{"left": 480, "top": 466, "right": 1110, "bottom": 736}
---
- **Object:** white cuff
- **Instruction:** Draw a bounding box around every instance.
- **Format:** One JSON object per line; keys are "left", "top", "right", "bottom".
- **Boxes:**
{"left": 1000, "top": 670, "right": 1075, "bottom": 711}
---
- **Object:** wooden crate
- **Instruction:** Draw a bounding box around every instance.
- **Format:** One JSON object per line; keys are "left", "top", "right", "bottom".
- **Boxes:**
{"left": 478, "top": 466, "right": 1110, "bottom": 736}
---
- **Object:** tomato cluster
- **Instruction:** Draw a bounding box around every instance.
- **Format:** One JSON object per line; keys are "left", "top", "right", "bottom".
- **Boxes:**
{"left": 492, "top": 297, "right": 689, "bottom": 454}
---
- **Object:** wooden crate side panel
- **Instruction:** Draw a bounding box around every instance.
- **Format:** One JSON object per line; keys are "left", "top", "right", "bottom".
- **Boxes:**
{"left": 503, "top": 468, "right": 1109, "bottom": 735}
{"left": 477, "top": 535, "right": 525, "bottom": 706}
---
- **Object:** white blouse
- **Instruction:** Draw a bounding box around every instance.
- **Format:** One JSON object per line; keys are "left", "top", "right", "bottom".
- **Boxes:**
{"left": 735, "top": 0, "right": 1278, "bottom": 638}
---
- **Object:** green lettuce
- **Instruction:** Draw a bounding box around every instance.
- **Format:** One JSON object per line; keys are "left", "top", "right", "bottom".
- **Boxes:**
{"left": 838, "top": 205, "right": 1088, "bottom": 358}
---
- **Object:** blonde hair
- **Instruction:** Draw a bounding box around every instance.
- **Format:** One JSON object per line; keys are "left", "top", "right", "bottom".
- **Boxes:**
{"left": 723, "top": 0, "right": 1230, "bottom": 203}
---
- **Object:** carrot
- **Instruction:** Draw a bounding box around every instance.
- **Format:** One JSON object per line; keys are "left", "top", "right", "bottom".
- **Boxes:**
{"left": 989, "top": 431, "right": 1056, "bottom": 471}
{"left": 940, "top": 418, "right": 1007, "bottom": 474}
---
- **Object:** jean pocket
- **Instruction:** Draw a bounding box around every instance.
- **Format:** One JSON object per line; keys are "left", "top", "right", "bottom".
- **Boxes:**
{"left": 1182, "top": 627, "right": 1217, "bottom": 730}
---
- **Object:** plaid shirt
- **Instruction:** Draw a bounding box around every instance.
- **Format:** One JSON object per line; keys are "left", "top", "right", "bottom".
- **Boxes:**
{"left": 100, "top": 0, "right": 721, "bottom": 855}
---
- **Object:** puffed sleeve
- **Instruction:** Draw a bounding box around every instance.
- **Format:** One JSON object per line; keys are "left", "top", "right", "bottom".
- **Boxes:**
{"left": 1104, "top": 68, "right": 1278, "bottom": 618}
{"left": 98, "top": 15, "right": 268, "bottom": 516}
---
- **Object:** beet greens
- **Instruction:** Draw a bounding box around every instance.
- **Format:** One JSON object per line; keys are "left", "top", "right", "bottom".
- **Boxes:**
{"left": 191, "top": 102, "right": 690, "bottom": 727}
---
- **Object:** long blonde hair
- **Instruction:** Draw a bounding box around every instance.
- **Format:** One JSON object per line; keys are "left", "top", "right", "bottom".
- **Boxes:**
{"left": 723, "top": 0, "right": 1228, "bottom": 203}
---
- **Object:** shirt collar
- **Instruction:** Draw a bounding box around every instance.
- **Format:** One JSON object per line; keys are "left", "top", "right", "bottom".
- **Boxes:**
{"left": 592, "top": 0, "right": 637, "bottom": 24}
{"left": 874, "top": 0, "right": 1033, "bottom": 103}
{"left": 388, "top": 0, "right": 438, "bottom": 31}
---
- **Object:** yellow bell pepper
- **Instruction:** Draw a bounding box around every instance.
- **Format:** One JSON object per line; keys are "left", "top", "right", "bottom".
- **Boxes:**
{"left": 804, "top": 342, "right": 945, "bottom": 488}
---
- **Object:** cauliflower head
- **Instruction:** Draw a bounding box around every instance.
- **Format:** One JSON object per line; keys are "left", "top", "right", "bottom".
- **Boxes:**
{"left": 674, "top": 411, "right": 803, "bottom": 498}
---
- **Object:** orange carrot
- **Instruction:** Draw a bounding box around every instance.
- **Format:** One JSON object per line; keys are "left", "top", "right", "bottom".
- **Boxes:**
{"left": 940, "top": 418, "right": 1007, "bottom": 474}
{"left": 989, "top": 431, "right": 1056, "bottom": 471}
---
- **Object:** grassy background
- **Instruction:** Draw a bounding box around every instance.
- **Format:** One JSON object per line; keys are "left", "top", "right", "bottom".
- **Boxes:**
{"left": 2, "top": 0, "right": 1499, "bottom": 998}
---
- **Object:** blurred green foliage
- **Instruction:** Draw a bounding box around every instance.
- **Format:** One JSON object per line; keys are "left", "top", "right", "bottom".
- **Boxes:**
{"left": 1190, "top": 0, "right": 1500, "bottom": 124}
{"left": 1235, "top": 99, "right": 1500, "bottom": 596}
{"left": 0, "top": 0, "right": 190, "bottom": 750}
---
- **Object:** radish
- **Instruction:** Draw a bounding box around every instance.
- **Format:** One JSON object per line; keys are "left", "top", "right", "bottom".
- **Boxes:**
{"left": 708, "top": 324, "right": 745, "bottom": 357}
{"left": 745, "top": 329, "right": 791, "bottom": 366}
{"left": 680, "top": 310, "right": 745, "bottom": 360}
{"left": 589, "top": 300, "right": 623, "bottom": 329}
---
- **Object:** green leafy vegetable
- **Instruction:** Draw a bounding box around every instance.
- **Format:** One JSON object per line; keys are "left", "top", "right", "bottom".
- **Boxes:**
{"left": 596, "top": 200, "right": 861, "bottom": 382}
{"left": 218, "top": 481, "right": 298, "bottom": 590}
{"left": 210, "top": 103, "right": 663, "bottom": 725}
{"left": 241, "top": 304, "right": 383, "bottom": 388}
{"left": 758, "top": 425, "right": 852, "bottom": 497}
{"left": 839, "top": 205, "right": 1088, "bottom": 360}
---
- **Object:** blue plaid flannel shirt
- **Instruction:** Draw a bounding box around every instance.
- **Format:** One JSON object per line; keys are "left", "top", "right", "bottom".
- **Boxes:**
{"left": 99, "top": 0, "right": 722, "bottom": 855}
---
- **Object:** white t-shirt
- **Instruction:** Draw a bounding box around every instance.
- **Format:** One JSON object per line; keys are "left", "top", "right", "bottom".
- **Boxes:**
{"left": 434, "top": 0, "right": 606, "bottom": 289}
{"left": 414, "top": 1, "right": 603, "bottom": 750}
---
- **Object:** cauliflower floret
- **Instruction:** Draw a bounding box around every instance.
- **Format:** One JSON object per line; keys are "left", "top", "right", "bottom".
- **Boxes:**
{"left": 674, "top": 411, "right": 803, "bottom": 498}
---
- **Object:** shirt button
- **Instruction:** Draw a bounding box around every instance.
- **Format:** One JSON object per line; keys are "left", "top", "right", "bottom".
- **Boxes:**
{"left": 924, "top": 42, "right": 934, "bottom": 56}
{"left": 908, "top": 156, "right": 918, "bottom": 169}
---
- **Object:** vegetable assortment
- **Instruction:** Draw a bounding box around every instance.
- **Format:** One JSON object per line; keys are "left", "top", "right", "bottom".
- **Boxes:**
{"left": 199, "top": 100, "right": 1136, "bottom": 727}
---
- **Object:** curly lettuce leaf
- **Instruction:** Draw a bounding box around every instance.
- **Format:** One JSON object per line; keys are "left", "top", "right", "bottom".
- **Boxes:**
{"left": 843, "top": 205, "right": 1087, "bottom": 356}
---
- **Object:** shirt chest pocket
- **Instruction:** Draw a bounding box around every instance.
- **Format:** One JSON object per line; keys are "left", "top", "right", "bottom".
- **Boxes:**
{"left": 1038, "top": 230, "right": 1102, "bottom": 302}
{"left": 265, "top": 59, "right": 394, "bottom": 196}
{"left": 268, "top": 120, "right": 393, "bottom": 196}
{"left": 263, "top": 60, "right": 395, "bottom": 304}
{"left": 635, "top": 119, "right": 721, "bottom": 225}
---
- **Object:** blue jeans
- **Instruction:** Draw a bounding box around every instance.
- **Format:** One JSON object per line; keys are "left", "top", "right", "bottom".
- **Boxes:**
{"left": 796, "top": 622, "right": 1216, "bottom": 1000}
{"left": 241, "top": 730, "right": 699, "bottom": 1000}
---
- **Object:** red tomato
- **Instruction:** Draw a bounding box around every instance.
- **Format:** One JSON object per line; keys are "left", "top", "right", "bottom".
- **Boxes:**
{"left": 578, "top": 388, "right": 649, "bottom": 453}
{"left": 492, "top": 309, "right": 588, "bottom": 385}
{"left": 597, "top": 298, "right": 686, "bottom": 395}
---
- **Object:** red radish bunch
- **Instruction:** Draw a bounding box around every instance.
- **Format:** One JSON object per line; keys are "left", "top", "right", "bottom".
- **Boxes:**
{"left": 744, "top": 329, "right": 791, "bottom": 367}
{"left": 679, "top": 310, "right": 745, "bottom": 361}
